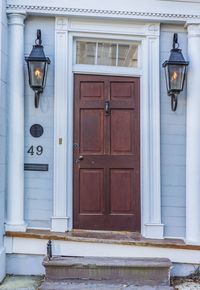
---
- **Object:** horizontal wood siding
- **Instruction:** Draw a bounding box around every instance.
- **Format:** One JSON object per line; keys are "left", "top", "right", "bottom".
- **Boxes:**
{"left": 24, "top": 16, "right": 55, "bottom": 228}
{"left": 160, "top": 25, "right": 187, "bottom": 238}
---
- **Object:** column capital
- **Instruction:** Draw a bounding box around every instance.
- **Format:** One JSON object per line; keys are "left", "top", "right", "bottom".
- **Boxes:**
{"left": 7, "top": 13, "right": 26, "bottom": 26}
{"left": 186, "top": 21, "right": 200, "bottom": 37}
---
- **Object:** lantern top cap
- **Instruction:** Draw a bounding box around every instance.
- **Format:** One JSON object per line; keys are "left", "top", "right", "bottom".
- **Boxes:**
{"left": 162, "top": 48, "right": 189, "bottom": 67}
{"left": 25, "top": 45, "right": 50, "bottom": 63}
{"left": 162, "top": 33, "right": 189, "bottom": 67}
{"left": 25, "top": 29, "right": 50, "bottom": 64}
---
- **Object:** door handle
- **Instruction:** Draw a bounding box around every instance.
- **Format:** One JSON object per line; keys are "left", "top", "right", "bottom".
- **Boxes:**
{"left": 105, "top": 101, "right": 110, "bottom": 115}
{"left": 75, "top": 155, "right": 84, "bottom": 164}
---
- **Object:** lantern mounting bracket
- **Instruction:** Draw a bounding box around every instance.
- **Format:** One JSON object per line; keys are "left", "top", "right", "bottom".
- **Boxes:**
{"left": 171, "top": 93, "right": 178, "bottom": 111}
{"left": 35, "top": 29, "right": 42, "bottom": 46}
{"left": 173, "top": 33, "right": 179, "bottom": 49}
{"left": 34, "top": 89, "right": 43, "bottom": 108}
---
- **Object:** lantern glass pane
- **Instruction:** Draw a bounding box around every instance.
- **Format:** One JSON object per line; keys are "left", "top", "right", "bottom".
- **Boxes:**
{"left": 42, "top": 63, "right": 48, "bottom": 88}
{"left": 29, "top": 61, "right": 45, "bottom": 88}
{"left": 168, "top": 64, "right": 186, "bottom": 92}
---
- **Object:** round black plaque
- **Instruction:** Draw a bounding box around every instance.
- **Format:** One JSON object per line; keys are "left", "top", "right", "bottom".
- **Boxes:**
{"left": 30, "top": 124, "right": 44, "bottom": 138}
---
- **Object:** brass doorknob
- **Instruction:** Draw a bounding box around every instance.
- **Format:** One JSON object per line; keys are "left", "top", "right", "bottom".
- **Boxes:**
{"left": 78, "top": 155, "right": 84, "bottom": 160}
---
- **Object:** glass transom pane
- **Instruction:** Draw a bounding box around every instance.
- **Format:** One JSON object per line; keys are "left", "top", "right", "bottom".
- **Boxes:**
{"left": 76, "top": 41, "right": 96, "bottom": 65}
{"left": 76, "top": 40, "right": 138, "bottom": 68}
{"left": 97, "top": 43, "right": 117, "bottom": 66}
{"left": 118, "top": 44, "right": 138, "bottom": 67}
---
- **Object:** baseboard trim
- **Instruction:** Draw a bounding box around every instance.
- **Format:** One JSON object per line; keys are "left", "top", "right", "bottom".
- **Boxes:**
{"left": 144, "top": 223, "right": 164, "bottom": 239}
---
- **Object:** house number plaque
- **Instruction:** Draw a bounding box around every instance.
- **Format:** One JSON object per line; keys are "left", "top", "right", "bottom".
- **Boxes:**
{"left": 27, "top": 145, "right": 43, "bottom": 156}
{"left": 30, "top": 124, "right": 44, "bottom": 138}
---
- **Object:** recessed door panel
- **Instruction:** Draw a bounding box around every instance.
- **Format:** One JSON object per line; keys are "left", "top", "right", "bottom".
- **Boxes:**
{"left": 110, "top": 169, "right": 134, "bottom": 214}
{"left": 111, "top": 110, "right": 135, "bottom": 155}
{"left": 79, "top": 169, "right": 104, "bottom": 214}
{"left": 80, "top": 109, "right": 104, "bottom": 154}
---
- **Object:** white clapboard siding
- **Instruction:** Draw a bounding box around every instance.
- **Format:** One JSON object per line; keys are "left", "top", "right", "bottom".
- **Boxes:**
{"left": 160, "top": 24, "right": 187, "bottom": 238}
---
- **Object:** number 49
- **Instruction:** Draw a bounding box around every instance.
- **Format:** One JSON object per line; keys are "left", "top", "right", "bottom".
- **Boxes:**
{"left": 27, "top": 145, "right": 43, "bottom": 156}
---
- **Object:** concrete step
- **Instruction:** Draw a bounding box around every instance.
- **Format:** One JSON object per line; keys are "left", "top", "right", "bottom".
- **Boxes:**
{"left": 42, "top": 256, "right": 172, "bottom": 286}
{"left": 39, "top": 279, "right": 174, "bottom": 290}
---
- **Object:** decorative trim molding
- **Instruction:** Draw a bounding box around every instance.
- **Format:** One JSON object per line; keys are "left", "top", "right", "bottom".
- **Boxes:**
{"left": 6, "top": 4, "right": 200, "bottom": 20}
{"left": 52, "top": 18, "right": 70, "bottom": 233}
{"left": 53, "top": 17, "right": 163, "bottom": 238}
{"left": 140, "top": 31, "right": 164, "bottom": 239}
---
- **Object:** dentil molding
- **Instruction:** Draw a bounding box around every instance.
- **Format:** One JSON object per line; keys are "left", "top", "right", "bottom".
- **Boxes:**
{"left": 6, "top": 4, "right": 200, "bottom": 20}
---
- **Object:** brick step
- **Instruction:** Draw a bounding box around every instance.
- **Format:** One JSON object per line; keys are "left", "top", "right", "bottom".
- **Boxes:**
{"left": 42, "top": 256, "right": 172, "bottom": 287}
{"left": 39, "top": 279, "right": 173, "bottom": 290}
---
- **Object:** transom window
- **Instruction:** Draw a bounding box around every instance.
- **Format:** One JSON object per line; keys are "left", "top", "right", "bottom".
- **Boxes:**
{"left": 76, "top": 40, "right": 138, "bottom": 68}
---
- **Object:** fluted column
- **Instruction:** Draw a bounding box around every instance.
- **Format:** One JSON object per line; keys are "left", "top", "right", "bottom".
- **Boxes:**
{"left": 5, "top": 13, "right": 26, "bottom": 232}
{"left": 186, "top": 23, "right": 200, "bottom": 244}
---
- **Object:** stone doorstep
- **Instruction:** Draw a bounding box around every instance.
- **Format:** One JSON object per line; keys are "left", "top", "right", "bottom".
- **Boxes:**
{"left": 42, "top": 256, "right": 172, "bottom": 286}
{"left": 43, "top": 256, "right": 172, "bottom": 268}
{"left": 39, "top": 279, "right": 174, "bottom": 290}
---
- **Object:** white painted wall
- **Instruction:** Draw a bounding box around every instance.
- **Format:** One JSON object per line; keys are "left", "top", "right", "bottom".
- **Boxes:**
{"left": 0, "top": 0, "right": 7, "bottom": 282}
{"left": 24, "top": 16, "right": 55, "bottom": 228}
{"left": 160, "top": 24, "right": 187, "bottom": 238}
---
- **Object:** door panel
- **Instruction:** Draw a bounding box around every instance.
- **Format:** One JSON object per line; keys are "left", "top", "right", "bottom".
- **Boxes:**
{"left": 73, "top": 74, "right": 140, "bottom": 231}
{"left": 80, "top": 169, "right": 104, "bottom": 214}
{"left": 110, "top": 169, "right": 134, "bottom": 213}
{"left": 80, "top": 109, "right": 104, "bottom": 154}
{"left": 111, "top": 110, "right": 134, "bottom": 154}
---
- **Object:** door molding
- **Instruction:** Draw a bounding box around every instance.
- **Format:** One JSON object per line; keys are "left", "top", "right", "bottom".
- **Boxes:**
{"left": 52, "top": 17, "right": 164, "bottom": 238}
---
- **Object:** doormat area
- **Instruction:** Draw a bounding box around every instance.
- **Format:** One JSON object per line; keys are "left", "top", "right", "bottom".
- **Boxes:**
{"left": 0, "top": 276, "right": 43, "bottom": 290}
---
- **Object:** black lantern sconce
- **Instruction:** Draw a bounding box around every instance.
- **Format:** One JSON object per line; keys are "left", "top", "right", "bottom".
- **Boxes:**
{"left": 162, "top": 33, "right": 189, "bottom": 111}
{"left": 25, "top": 30, "right": 51, "bottom": 108}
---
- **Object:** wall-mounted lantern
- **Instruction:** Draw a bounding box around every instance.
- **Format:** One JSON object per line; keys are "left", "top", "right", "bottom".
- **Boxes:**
{"left": 25, "top": 30, "right": 51, "bottom": 108}
{"left": 162, "top": 33, "right": 189, "bottom": 111}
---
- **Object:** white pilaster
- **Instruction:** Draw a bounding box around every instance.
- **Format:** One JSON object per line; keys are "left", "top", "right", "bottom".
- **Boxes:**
{"left": 51, "top": 18, "right": 69, "bottom": 232}
{"left": 142, "top": 24, "right": 164, "bottom": 239}
{"left": 186, "top": 23, "right": 200, "bottom": 244}
{"left": 5, "top": 13, "right": 26, "bottom": 232}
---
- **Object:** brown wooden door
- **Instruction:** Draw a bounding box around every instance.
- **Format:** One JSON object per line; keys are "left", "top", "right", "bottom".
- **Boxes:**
{"left": 73, "top": 74, "right": 140, "bottom": 231}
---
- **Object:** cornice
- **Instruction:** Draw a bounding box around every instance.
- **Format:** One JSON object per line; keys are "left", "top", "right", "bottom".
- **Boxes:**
{"left": 6, "top": 4, "right": 200, "bottom": 20}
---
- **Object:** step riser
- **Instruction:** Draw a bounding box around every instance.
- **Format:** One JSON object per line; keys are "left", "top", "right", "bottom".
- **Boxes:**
{"left": 45, "top": 266, "right": 170, "bottom": 286}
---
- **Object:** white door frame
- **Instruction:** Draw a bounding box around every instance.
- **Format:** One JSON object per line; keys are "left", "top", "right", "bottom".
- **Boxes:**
{"left": 52, "top": 17, "right": 164, "bottom": 239}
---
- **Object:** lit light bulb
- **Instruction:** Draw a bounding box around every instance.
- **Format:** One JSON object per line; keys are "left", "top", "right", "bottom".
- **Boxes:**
{"left": 34, "top": 68, "right": 42, "bottom": 79}
{"left": 171, "top": 71, "right": 178, "bottom": 81}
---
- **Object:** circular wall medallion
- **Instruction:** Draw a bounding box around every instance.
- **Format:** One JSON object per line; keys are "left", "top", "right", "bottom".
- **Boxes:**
{"left": 30, "top": 124, "right": 44, "bottom": 138}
